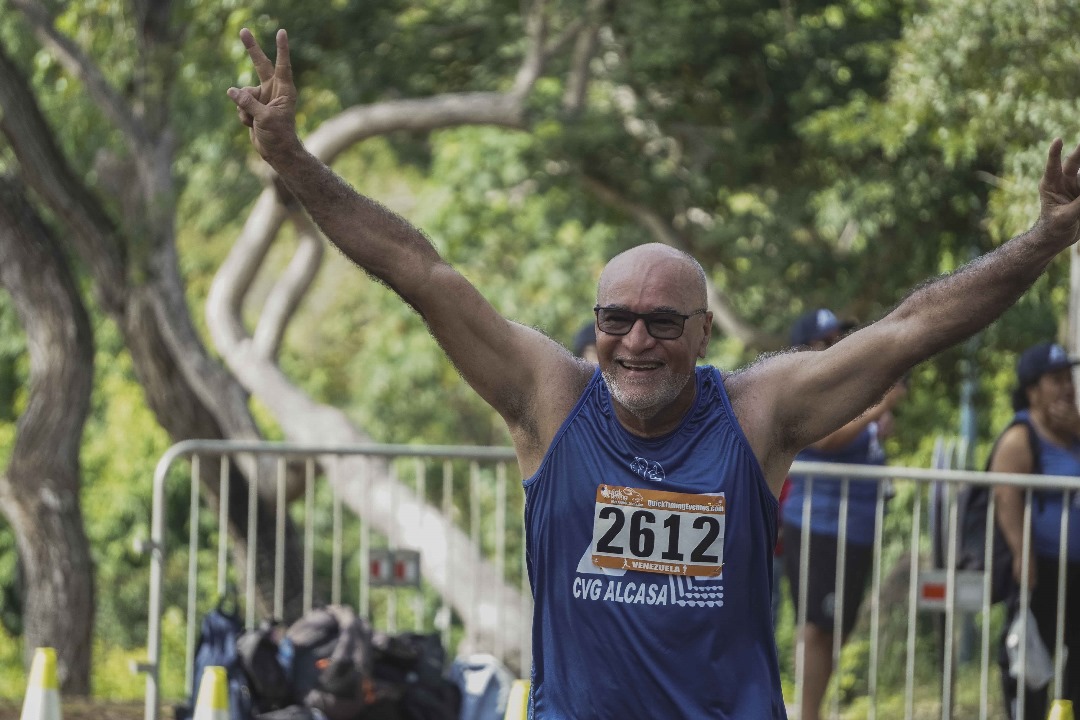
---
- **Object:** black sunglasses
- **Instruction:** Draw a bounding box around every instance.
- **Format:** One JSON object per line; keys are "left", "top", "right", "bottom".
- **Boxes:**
{"left": 594, "top": 306, "right": 707, "bottom": 340}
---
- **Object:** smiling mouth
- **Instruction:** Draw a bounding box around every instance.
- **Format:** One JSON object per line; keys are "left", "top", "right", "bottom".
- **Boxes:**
{"left": 618, "top": 359, "right": 663, "bottom": 371}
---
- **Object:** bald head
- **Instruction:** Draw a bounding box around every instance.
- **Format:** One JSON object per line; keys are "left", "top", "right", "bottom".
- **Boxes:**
{"left": 597, "top": 243, "right": 708, "bottom": 310}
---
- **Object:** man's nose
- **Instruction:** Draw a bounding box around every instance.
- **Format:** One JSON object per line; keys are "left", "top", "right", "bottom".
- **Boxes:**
{"left": 623, "top": 318, "right": 657, "bottom": 348}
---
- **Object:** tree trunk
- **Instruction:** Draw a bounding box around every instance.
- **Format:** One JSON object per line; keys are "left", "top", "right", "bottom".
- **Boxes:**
{"left": 0, "top": 176, "right": 95, "bottom": 694}
{"left": 0, "top": 19, "right": 306, "bottom": 625}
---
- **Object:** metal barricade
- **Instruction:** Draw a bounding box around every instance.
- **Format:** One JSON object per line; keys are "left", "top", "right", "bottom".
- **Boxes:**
{"left": 138, "top": 440, "right": 1079, "bottom": 720}
{"left": 783, "top": 459, "right": 1078, "bottom": 720}
{"left": 139, "top": 440, "right": 524, "bottom": 720}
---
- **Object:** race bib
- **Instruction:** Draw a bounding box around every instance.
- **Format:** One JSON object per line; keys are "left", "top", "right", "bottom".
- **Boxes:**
{"left": 590, "top": 484, "right": 725, "bottom": 577}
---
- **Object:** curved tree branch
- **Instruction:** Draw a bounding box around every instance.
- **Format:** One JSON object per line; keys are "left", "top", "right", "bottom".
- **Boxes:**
{"left": 562, "top": 0, "right": 609, "bottom": 115}
{"left": 0, "top": 44, "right": 127, "bottom": 316}
{"left": 253, "top": 210, "right": 324, "bottom": 361}
{"left": 9, "top": 0, "right": 145, "bottom": 150}
{"left": 511, "top": 0, "right": 549, "bottom": 98}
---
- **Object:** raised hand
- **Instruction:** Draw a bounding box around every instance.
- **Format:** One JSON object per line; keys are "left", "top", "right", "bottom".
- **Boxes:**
{"left": 227, "top": 28, "right": 299, "bottom": 163}
{"left": 1038, "top": 138, "right": 1080, "bottom": 246}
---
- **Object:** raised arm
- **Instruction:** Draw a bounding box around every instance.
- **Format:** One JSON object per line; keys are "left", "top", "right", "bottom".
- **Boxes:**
{"left": 226, "top": 29, "right": 587, "bottom": 471}
{"left": 806, "top": 381, "right": 905, "bottom": 452}
{"left": 729, "top": 138, "right": 1080, "bottom": 490}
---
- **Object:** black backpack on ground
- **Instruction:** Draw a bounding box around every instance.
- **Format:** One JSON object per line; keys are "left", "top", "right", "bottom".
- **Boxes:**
{"left": 954, "top": 418, "right": 1040, "bottom": 605}
{"left": 372, "top": 632, "right": 461, "bottom": 720}
{"left": 175, "top": 599, "right": 255, "bottom": 720}
{"left": 236, "top": 619, "right": 293, "bottom": 714}
{"left": 238, "top": 605, "right": 462, "bottom": 720}
{"left": 280, "top": 605, "right": 401, "bottom": 720}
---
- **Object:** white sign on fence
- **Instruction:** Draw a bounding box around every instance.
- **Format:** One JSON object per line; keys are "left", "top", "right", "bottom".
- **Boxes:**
{"left": 916, "top": 569, "right": 986, "bottom": 612}
{"left": 368, "top": 548, "right": 422, "bottom": 588}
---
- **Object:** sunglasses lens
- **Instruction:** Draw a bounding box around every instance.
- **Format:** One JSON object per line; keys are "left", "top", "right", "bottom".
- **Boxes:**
{"left": 596, "top": 309, "right": 687, "bottom": 339}
{"left": 645, "top": 314, "right": 684, "bottom": 339}
{"left": 596, "top": 309, "right": 634, "bottom": 335}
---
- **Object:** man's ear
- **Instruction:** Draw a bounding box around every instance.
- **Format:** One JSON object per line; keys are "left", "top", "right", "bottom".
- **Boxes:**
{"left": 697, "top": 312, "right": 713, "bottom": 359}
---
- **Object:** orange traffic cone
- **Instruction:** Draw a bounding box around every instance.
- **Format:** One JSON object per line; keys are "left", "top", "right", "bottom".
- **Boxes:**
{"left": 192, "top": 666, "right": 229, "bottom": 720}
{"left": 19, "top": 647, "right": 61, "bottom": 720}
{"left": 1048, "top": 700, "right": 1074, "bottom": 720}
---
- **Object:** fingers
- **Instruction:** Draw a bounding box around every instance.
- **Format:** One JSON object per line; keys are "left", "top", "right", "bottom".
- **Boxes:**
{"left": 1044, "top": 138, "right": 1064, "bottom": 184}
{"left": 1062, "top": 140, "right": 1080, "bottom": 179}
{"left": 227, "top": 86, "right": 261, "bottom": 127}
{"left": 240, "top": 27, "right": 275, "bottom": 84}
{"left": 275, "top": 29, "right": 293, "bottom": 86}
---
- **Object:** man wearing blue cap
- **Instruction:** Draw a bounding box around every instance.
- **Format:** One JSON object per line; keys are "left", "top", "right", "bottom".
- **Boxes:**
{"left": 230, "top": 28, "right": 1080, "bottom": 720}
{"left": 989, "top": 341, "right": 1080, "bottom": 719}
{"left": 782, "top": 308, "right": 905, "bottom": 720}
{"left": 788, "top": 308, "right": 855, "bottom": 350}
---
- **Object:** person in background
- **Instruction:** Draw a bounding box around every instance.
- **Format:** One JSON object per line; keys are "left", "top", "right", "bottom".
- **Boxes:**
{"left": 781, "top": 308, "right": 906, "bottom": 720}
{"left": 572, "top": 322, "right": 598, "bottom": 362}
{"left": 990, "top": 341, "right": 1080, "bottom": 719}
{"left": 228, "top": 27, "right": 1080, "bottom": 718}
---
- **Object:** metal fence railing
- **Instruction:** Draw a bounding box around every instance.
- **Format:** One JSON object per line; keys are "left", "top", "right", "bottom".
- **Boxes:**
{"left": 139, "top": 440, "right": 522, "bottom": 720}
{"left": 138, "top": 439, "right": 1079, "bottom": 720}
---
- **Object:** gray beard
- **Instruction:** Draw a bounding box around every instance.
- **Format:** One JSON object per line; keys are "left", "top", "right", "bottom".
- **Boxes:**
{"left": 601, "top": 367, "right": 692, "bottom": 421}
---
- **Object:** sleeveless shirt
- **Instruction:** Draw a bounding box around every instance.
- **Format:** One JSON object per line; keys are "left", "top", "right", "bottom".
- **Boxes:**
{"left": 1013, "top": 412, "right": 1080, "bottom": 559}
{"left": 523, "top": 366, "right": 786, "bottom": 719}
{"left": 782, "top": 424, "right": 887, "bottom": 545}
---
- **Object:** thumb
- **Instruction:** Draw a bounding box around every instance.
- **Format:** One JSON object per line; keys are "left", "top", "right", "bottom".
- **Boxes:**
{"left": 227, "top": 86, "right": 263, "bottom": 115}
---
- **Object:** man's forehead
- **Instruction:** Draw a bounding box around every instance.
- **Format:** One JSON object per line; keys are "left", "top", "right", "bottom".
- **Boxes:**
{"left": 598, "top": 249, "right": 696, "bottom": 300}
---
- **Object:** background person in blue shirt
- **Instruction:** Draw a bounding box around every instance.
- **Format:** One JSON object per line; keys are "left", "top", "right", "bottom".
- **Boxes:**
{"left": 991, "top": 341, "right": 1080, "bottom": 719}
{"left": 781, "top": 308, "right": 906, "bottom": 720}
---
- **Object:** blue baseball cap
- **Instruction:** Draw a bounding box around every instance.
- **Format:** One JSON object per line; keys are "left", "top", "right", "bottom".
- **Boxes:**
{"left": 572, "top": 321, "right": 597, "bottom": 357}
{"left": 1012, "top": 341, "right": 1079, "bottom": 410}
{"left": 789, "top": 308, "right": 855, "bottom": 347}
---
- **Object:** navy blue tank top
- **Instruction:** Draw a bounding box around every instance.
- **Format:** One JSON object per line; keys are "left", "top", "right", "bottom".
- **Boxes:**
{"left": 782, "top": 424, "right": 886, "bottom": 545}
{"left": 1012, "top": 412, "right": 1080, "bottom": 559}
{"left": 523, "top": 366, "right": 786, "bottom": 718}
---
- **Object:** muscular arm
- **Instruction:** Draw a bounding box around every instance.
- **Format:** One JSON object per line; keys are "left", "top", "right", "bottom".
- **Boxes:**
{"left": 227, "top": 30, "right": 587, "bottom": 473}
{"left": 728, "top": 140, "right": 1080, "bottom": 493}
{"left": 989, "top": 425, "right": 1037, "bottom": 588}
{"left": 809, "top": 384, "right": 904, "bottom": 452}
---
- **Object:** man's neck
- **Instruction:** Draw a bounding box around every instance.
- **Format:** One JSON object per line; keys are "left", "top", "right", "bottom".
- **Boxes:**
{"left": 612, "top": 382, "right": 698, "bottom": 438}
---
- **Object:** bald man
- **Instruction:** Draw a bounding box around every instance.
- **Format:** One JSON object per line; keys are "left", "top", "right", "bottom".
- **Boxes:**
{"left": 229, "top": 28, "right": 1080, "bottom": 719}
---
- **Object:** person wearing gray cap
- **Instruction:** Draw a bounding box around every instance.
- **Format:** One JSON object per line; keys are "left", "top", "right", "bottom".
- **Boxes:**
{"left": 989, "top": 341, "right": 1080, "bottom": 719}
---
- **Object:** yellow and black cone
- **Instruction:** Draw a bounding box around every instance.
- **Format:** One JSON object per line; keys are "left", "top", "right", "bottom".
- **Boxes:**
{"left": 1048, "top": 700, "right": 1074, "bottom": 720}
{"left": 503, "top": 678, "right": 530, "bottom": 720}
{"left": 19, "top": 647, "right": 62, "bottom": 720}
{"left": 192, "top": 666, "right": 229, "bottom": 720}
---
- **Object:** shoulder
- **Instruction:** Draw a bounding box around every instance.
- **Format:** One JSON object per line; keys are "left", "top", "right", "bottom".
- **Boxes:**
{"left": 510, "top": 359, "right": 596, "bottom": 476}
{"left": 722, "top": 353, "right": 798, "bottom": 489}
{"left": 989, "top": 422, "right": 1036, "bottom": 474}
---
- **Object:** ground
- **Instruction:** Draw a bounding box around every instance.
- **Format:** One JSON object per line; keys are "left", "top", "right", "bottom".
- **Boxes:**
{"left": 0, "top": 700, "right": 145, "bottom": 719}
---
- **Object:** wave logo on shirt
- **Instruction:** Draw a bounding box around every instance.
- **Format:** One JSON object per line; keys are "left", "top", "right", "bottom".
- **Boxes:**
{"left": 630, "top": 456, "right": 665, "bottom": 482}
{"left": 669, "top": 574, "right": 725, "bottom": 608}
